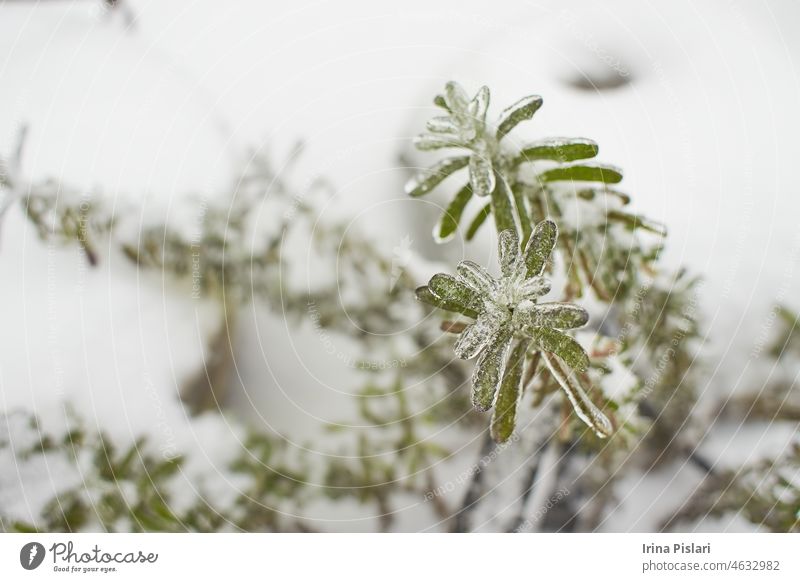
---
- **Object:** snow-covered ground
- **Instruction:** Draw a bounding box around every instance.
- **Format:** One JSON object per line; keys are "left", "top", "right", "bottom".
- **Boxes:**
{"left": 1, "top": 0, "right": 798, "bottom": 531}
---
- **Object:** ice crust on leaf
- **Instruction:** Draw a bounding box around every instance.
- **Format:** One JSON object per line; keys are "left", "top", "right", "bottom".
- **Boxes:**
{"left": 418, "top": 220, "right": 607, "bottom": 440}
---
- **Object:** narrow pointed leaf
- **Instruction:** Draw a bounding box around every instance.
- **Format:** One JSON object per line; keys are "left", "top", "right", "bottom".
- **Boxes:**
{"left": 472, "top": 328, "right": 513, "bottom": 411}
{"left": 577, "top": 187, "right": 631, "bottom": 205}
{"left": 537, "top": 163, "right": 623, "bottom": 184}
{"left": 415, "top": 286, "right": 479, "bottom": 318}
{"left": 490, "top": 174, "right": 518, "bottom": 236}
{"left": 435, "top": 184, "right": 472, "bottom": 242}
{"left": 517, "top": 138, "right": 599, "bottom": 163}
{"left": 496, "top": 95, "right": 543, "bottom": 142}
{"left": 468, "top": 86, "right": 490, "bottom": 124}
{"left": 523, "top": 219, "right": 558, "bottom": 277}
{"left": 445, "top": 81, "right": 470, "bottom": 113}
{"left": 457, "top": 259, "right": 498, "bottom": 295}
{"left": 469, "top": 153, "right": 495, "bottom": 197}
{"left": 498, "top": 228, "right": 521, "bottom": 278}
{"left": 525, "top": 302, "right": 589, "bottom": 330}
{"left": 405, "top": 156, "right": 469, "bottom": 197}
{"left": 414, "top": 134, "right": 463, "bottom": 151}
{"left": 491, "top": 339, "right": 529, "bottom": 443}
{"left": 426, "top": 116, "right": 460, "bottom": 134}
{"left": 528, "top": 327, "right": 589, "bottom": 372}
{"left": 466, "top": 202, "right": 492, "bottom": 241}
{"left": 542, "top": 352, "right": 613, "bottom": 438}
{"left": 607, "top": 210, "right": 667, "bottom": 236}
{"left": 512, "top": 180, "right": 532, "bottom": 246}
{"left": 454, "top": 308, "right": 505, "bottom": 359}
{"left": 428, "top": 273, "right": 484, "bottom": 314}
{"left": 518, "top": 276, "right": 551, "bottom": 299}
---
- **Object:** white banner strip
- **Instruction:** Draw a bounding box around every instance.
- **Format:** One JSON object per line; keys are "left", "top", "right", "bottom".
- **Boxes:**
{"left": 1, "top": 533, "right": 797, "bottom": 581}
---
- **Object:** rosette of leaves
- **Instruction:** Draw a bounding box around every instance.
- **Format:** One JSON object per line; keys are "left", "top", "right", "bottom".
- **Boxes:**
{"left": 416, "top": 220, "right": 613, "bottom": 442}
{"left": 405, "top": 81, "right": 624, "bottom": 245}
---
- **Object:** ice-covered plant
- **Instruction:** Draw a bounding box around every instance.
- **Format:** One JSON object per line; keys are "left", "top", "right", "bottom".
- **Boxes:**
{"left": 406, "top": 81, "right": 623, "bottom": 245}
{"left": 417, "top": 221, "right": 612, "bottom": 442}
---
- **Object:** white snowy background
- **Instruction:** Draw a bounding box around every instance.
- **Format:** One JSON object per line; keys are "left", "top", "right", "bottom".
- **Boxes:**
{"left": 0, "top": 0, "right": 798, "bottom": 531}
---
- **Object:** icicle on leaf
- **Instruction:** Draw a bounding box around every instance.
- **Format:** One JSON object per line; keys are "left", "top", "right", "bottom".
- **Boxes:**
{"left": 428, "top": 273, "right": 484, "bottom": 314}
{"left": 466, "top": 203, "right": 492, "bottom": 241}
{"left": 517, "top": 138, "right": 599, "bottom": 163}
{"left": 426, "top": 116, "right": 461, "bottom": 134}
{"left": 468, "top": 153, "right": 495, "bottom": 197}
{"left": 497, "top": 228, "right": 521, "bottom": 278}
{"left": 472, "top": 328, "right": 513, "bottom": 411}
{"left": 457, "top": 260, "right": 498, "bottom": 295}
{"left": 542, "top": 352, "right": 613, "bottom": 438}
{"left": 523, "top": 219, "right": 558, "bottom": 277}
{"left": 537, "top": 163, "right": 623, "bottom": 184}
{"left": 520, "top": 302, "right": 589, "bottom": 330}
{"left": 527, "top": 326, "right": 589, "bottom": 372}
{"left": 435, "top": 184, "right": 473, "bottom": 242}
{"left": 468, "top": 86, "right": 490, "bottom": 125}
{"left": 414, "top": 134, "right": 463, "bottom": 151}
{"left": 490, "top": 339, "right": 529, "bottom": 443}
{"left": 454, "top": 307, "right": 505, "bottom": 359}
{"left": 415, "top": 285, "right": 479, "bottom": 319}
{"left": 517, "top": 276, "right": 552, "bottom": 299}
{"left": 445, "top": 81, "right": 470, "bottom": 113}
{"left": 496, "top": 95, "right": 543, "bottom": 142}
{"left": 405, "top": 156, "right": 469, "bottom": 197}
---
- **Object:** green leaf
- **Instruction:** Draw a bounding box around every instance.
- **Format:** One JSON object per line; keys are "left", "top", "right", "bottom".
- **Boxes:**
{"left": 607, "top": 210, "right": 667, "bottom": 236}
{"left": 466, "top": 202, "right": 492, "bottom": 241}
{"left": 472, "top": 328, "right": 513, "bottom": 411}
{"left": 542, "top": 352, "right": 613, "bottom": 438}
{"left": 456, "top": 260, "right": 497, "bottom": 295}
{"left": 415, "top": 285, "right": 479, "bottom": 319}
{"left": 468, "top": 86, "right": 490, "bottom": 124}
{"left": 428, "top": 273, "right": 484, "bottom": 314}
{"left": 490, "top": 174, "right": 518, "bottom": 235}
{"left": 576, "top": 187, "right": 631, "bottom": 205}
{"left": 537, "top": 163, "right": 623, "bottom": 184}
{"left": 454, "top": 309, "right": 504, "bottom": 359}
{"left": 517, "top": 138, "right": 599, "bottom": 163}
{"left": 445, "top": 81, "right": 470, "bottom": 113}
{"left": 405, "top": 156, "right": 469, "bottom": 197}
{"left": 426, "top": 116, "right": 460, "bottom": 134}
{"left": 435, "top": 184, "right": 473, "bottom": 242}
{"left": 414, "top": 134, "right": 463, "bottom": 151}
{"left": 523, "top": 219, "right": 558, "bottom": 277}
{"left": 498, "top": 229, "right": 521, "bottom": 278}
{"left": 490, "top": 339, "right": 529, "bottom": 443}
{"left": 527, "top": 327, "right": 589, "bottom": 372}
{"left": 496, "top": 95, "right": 543, "bottom": 142}
{"left": 469, "top": 153, "right": 495, "bottom": 197}
{"left": 433, "top": 94, "right": 450, "bottom": 111}
{"left": 522, "top": 302, "right": 589, "bottom": 330}
{"left": 512, "top": 181, "right": 532, "bottom": 246}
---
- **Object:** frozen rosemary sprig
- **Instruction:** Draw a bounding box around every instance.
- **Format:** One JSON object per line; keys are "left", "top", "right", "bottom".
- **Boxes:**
{"left": 416, "top": 220, "right": 613, "bottom": 441}
{"left": 406, "top": 81, "right": 622, "bottom": 244}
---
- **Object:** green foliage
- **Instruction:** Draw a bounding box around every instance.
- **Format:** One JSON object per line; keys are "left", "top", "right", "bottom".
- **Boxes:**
{"left": 417, "top": 221, "right": 612, "bottom": 441}
{"left": 408, "top": 81, "right": 652, "bottom": 253}
{"left": 1, "top": 412, "right": 309, "bottom": 533}
{"left": 663, "top": 443, "right": 800, "bottom": 533}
